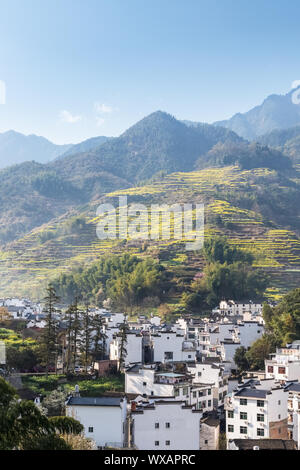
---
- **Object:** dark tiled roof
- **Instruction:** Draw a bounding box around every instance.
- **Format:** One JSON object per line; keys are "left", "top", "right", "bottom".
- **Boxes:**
{"left": 66, "top": 396, "right": 122, "bottom": 407}
{"left": 231, "top": 439, "right": 297, "bottom": 450}
{"left": 234, "top": 388, "right": 267, "bottom": 399}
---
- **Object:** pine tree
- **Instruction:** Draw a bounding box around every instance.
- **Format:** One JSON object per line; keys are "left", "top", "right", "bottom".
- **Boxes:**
{"left": 118, "top": 315, "right": 128, "bottom": 371}
{"left": 39, "top": 285, "right": 60, "bottom": 376}
{"left": 91, "top": 312, "right": 107, "bottom": 367}
{"left": 79, "top": 303, "right": 93, "bottom": 373}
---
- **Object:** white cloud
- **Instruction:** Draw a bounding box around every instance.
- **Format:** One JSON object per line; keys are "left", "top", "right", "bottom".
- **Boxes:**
{"left": 94, "top": 102, "right": 114, "bottom": 114}
{"left": 59, "top": 110, "right": 82, "bottom": 123}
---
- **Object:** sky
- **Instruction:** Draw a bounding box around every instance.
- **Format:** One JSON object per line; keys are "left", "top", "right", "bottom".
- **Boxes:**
{"left": 0, "top": 0, "right": 300, "bottom": 144}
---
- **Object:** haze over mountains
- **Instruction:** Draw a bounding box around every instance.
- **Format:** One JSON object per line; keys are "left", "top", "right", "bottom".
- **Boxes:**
{"left": 215, "top": 85, "right": 300, "bottom": 140}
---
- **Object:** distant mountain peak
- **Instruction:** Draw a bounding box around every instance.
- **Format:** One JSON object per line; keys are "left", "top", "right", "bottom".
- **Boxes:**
{"left": 214, "top": 86, "right": 300, "bottom": 140}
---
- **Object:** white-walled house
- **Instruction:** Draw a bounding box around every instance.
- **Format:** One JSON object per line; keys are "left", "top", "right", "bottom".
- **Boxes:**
{"left": 65, "top": 396, "right": 127, "bottom": 448}
{"left": 130, "top": 400, "right": 202, "bottom": 450}
{"left": 265, "top": 344, "right": 300, "bottom": 382}
{"left": 110, "top": 331, "right": 143, "bottom": 366}
{"left": 188, "top": 361, "right": 229, "bottom": 408}
{"left": 225, "top": 380, "right": 288, "bottom": 441}
{"left": 125, "top": 365, "right": 192, "bottom": 401}
{"left": 219, "top": 300, "right": 263, "bottom": 317}
{"left": 151, "top": 332, "right": 196, "bottom": 363}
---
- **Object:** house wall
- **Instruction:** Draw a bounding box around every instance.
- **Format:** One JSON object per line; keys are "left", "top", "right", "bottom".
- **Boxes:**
{"left": 199, "top": 423, "right": 219, "bottom": 450}
{"left": 132, "top": 403, "right": 201, "bottom": 450}
{"left": 66, "top": 404, "right": 125, "bottom": 447}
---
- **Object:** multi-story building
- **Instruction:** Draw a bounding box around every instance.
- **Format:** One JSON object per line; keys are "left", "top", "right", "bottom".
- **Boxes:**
{"left": 265, "top": 344, "right": 300, "bottom": 382}
{"left": 225, "top": 380, "right": 289, "bottom": 441}
{"left": 188, "top": 360, "right": 229, "bottom": 408}
{"left": 130, "top": 400, "right": 202, "bottom": 450}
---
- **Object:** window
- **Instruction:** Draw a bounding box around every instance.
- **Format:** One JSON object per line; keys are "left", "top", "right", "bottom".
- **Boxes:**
{"left": 278, "top": 401, "right": 281, "bottom": 405}
{"left": 208, "top": 400, "right": 211, "bottom": 407}
{"left": 143, "top": 382, "right": 147, "bottom": 386}
{"left": 205, "top": 440, "right": 208, "bottom": 445}
{"left": 88, "top": 427, "right": 93, "bottom": 433}
{"left": 228, "top": 410, "right": 234, "bottom": 419}
{"left": 165, "top": 441, "right": 170, "bottom": 446}
{"left": 174, "top": 388, "right": 179, "bottom": 397}
{"left": 198, "top": 372, "right": 202, "bottom": 377}
{"left": 267, "top": 366, "right": 274, "bottom": 373}
{"left": 228, "top": 425, "right": 234, "bottom": 433}
{"left": 198, "top": 391, "right": 204, "bottom": 397}
{"left": 257, "top": 414, "right": 264, "bottom": 422}
{"left": 166, "top": 422, "right": 170, "bottom": 428}
{"left": 240, "top": 412, "right": 247, "bottom": 420}
{"left": 155, "top": 441, "right": 159, "bottom": 446}
{"left": 164, "top": 352, "right": 173, "bottom": 360}
{"left": 278, "top": 367, "right": 286, "bottom": 374}
{"left": 257, "top": 400, "right": 264, "bottom": 407}
{"left": 188, "top": 355, "right": 191, "bottom": 359}
{"left": 193, "top": 391, "right": 197, "bottom": 398}
{"left": 240, "top": 398, "right": 247, "bottom": 406}
{"left": 155, "top": 423, "right": 159, "bottom": 429}
{"left": 240, "top": 426, "right": 247, "bottom": 435}
{"left": 278, "top": 414, "right": 281, "bottom": 420}
{"left": 257, "top": 428, "right": 264, "bottom": 437}
{"left": 208, "top": 389, "right": 211, "bottom": 395}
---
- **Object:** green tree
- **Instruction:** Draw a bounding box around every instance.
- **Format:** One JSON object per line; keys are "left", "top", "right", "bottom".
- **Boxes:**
{"left": 38, "top": 285, "right": 61, "bottom": 376}
{"left": 234, "top": 346, "right": 249, "bottom": 372}
{"left": 0, "top": 377, "right": 83, "bottom": 450}
{"left": 246, "top": 335, "right": 277, "bottom": 370}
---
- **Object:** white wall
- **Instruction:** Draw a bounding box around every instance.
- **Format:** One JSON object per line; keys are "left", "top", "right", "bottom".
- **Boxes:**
{"left": 132, "top": 402, "right": 201, "bottom": 450}
{"left": 66, "top": 404, "right": 125, "bottom": 447}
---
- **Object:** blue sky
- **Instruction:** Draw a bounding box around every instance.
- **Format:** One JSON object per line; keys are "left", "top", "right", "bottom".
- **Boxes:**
{"left": 0, "top": 0, "right": 300, "bottom": 144}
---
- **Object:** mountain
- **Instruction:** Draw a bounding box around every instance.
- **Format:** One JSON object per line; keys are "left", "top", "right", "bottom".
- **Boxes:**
{"left": 52, "top": 111, "right": 243, "bottom": 185}
{"left": 258, "top": 126, "right": 300, "bottom": 162}
{"left": 214, "top": 86, "right": 300, "bottom": 140}
{"left": 0, "top": 130, "right": 73, "bottom": 167}
{"left": 196, "top": 141, "right": 292, "bottom": 171}
{"left": 0, "top": 111, "right": 292, "bottom": 246}
{"left": 57, "top": 135, "right": 112, "bottom": 159}
{"left": 1, "top": 165, "right": 300, "bottom": 299}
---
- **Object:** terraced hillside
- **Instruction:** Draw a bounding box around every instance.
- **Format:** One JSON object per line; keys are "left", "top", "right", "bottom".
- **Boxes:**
{"left": 1, "top": 165, "right": 300, "bottom": 300}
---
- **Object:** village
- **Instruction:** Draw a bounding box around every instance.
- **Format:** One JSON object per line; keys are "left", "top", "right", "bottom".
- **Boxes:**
{"left": 1, "top": 295, "right": 299, "bottom": 451}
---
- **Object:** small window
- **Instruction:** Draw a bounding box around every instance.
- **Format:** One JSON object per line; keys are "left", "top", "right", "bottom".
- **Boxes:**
{"left": 240, "top": 426, "right": 247, "bottom": 435}
{"left": 278, "top": 367, "right": 286, "bottom": 375}
{"left": 257, "top": 414, "right": 264, "bottom": 422}
{"left": 257, "top": 400, "right": 264, "bottom": 407}
{"left": 208, "top": 389, "right": 211, "bottom": 395}
{"left": 278, "top": 414, "right": 281, "bottom": 420}
{"left": 278, "top": 401, "right": 281, "bottom": 405}
{"left": 198, "top": 372, "right": 202, "bottom": 377}
{"left": 228, "top": 425, "right": 234, "bottom": 433}
{"left": 240, "top": 398, "right": 247, "bottom": 406}
{"left": 155, "top": 423, "right": 159, "bottom": 429}
{"left": 267, "top": 366, "right": 274, "bottom": 373}
{"left": 155, "top": 441, "right": 159, "bottom": 446}
{"left": 166, "top": 422, "right": 170, "bottom": 428}
{"left": 240, "top": 412, "right": 247, "bottom": 420}
{"left": 208, "top": 400, "right": 211, "bottom": 407}
{"left": 165, "top": 440, "right": 170, "bottom": 446}
{"left": 143, "top": 382, "right": 147, "bottom": 386}
{"left": 88, "top": 427, "right": 93, "bottom": 433}
{"left": 257, "top": 428, "right": 264, "bottom": 437}
{"left": 228, "top": 410, "right": 234, "bottom": 419}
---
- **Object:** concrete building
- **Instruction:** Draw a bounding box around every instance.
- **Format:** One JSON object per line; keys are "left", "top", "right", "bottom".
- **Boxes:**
{"left": 65, "top": 396, "right": 127, "bottom": 448}
{"left": 225, "top": 380, "right": 288, "bottom": 441}
{"left": 130, "top": 400, "right": 202, "bottom": 450}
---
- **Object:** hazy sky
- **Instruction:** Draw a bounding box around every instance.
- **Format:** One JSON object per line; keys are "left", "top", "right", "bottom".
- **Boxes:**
{"left": 0, "top": 0, "right": 300, "bottom": 144}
